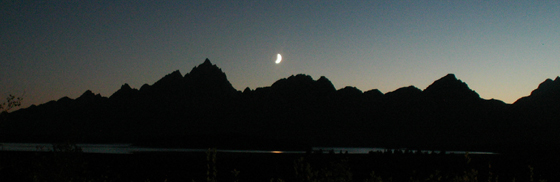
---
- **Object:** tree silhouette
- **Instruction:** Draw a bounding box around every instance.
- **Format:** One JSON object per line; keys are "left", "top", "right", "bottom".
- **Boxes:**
{"left": 0, "top": 94, "right": 23, "bottom": 122}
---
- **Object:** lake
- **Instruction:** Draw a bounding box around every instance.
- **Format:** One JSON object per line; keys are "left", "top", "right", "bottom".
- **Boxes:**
{"left": 0, "top": 143, "right": 496, "bottom": 155}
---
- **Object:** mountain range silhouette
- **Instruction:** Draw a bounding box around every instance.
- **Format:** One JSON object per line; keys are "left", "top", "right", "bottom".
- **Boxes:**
{"left": 3, "top": 59, "right": 559, "bottom": 153}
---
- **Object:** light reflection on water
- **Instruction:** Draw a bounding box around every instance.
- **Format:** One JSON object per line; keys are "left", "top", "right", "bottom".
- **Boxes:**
{"left": 0, "top": 143, "right": 496, "bottom": 155}
{"left": 312, "top": 147, "right": 496, "bottom": 155}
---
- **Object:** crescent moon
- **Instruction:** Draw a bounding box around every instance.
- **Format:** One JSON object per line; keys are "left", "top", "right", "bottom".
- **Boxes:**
{"left": 275, "top": 54, "right": 282, "bottom": 64}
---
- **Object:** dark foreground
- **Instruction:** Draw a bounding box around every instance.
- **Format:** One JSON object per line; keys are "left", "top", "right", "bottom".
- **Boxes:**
{"left": 1, "top": 149, "right": 558, "bottom": 182}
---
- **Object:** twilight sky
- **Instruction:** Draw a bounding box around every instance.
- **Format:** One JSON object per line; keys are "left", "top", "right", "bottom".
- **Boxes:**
{"left": 2, "top": 1, "right": 560, "bottom": 109}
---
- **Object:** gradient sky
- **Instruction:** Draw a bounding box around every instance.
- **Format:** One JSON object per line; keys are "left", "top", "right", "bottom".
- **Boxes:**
{"left": 2, "top": 0, "right": 560, "bottom": 109}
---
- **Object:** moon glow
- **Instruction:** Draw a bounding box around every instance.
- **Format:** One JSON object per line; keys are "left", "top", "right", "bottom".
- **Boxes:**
{"left": 275, "top": 54, "right": 282, "bottom": 64}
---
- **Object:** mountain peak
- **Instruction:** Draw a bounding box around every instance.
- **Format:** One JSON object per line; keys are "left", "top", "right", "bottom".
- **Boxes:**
{"left": 386, "top": 86, "right": 422, "bottom": 97}
{"left": 184, "top": 59, "right": 237, "bottom": 95}
{"left": 337, "top": 86, "right": 363, "bottom": 95}
{"left": 535, "top": 78, "right": 555, "bottom": 90}
{"left": 272, "top": 74, "right": 314, "bottom": 87}
{"left": 109, "top": 83, "right": 138, "bottom": 99}
{"left": 78, "top": 90, "right": 95, "bottom": 99}
{"left": 514, "top": 76, "right": 560, "bottom": 105}
{"left": 187, "top": 59, "right": 223, "bottom": 77}
{"left": 121, "top": 83, "right": 132, "bottom": 90}
{"left": 268, "top": 74, "right": 337, "bottom": 97}
{"left": 423, "top": 74, "right": 480, "bottom": 101}
{"left": 76, "top": 90, "right": 103, "bottom": 103}
{"left": 190, "top": 58, "right": 217, "bottom": 73}
{"left": 202, "top": 58, "right": 212, "bottom": 66}
{"left": 317, "top": 76, "right": 336, "bottom": 93}
{"left": 526, "top": 77, "right": 560, "bottom": 99}
{"left": 384, "top": 86, "right": 423, "bottom": 103}
{"left": 442, "top": 73, "right": 457, "bottom": 80}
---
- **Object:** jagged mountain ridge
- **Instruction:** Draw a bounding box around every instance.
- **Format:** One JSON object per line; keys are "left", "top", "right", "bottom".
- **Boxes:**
{"left": 3, "top": 59, "right": 560, "bottom": 153}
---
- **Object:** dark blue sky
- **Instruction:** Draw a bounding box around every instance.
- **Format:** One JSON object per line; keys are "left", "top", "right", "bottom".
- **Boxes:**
{"left": 2, "top": 0, "right": 560, "bottom": 108}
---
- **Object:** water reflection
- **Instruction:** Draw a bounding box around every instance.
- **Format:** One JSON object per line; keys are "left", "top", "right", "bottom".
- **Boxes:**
{"left": 0, "top": 143, "right": 496, "bottom": 155}
{"left": 0, "top": 143, "right": 306, "bottom": 154}
{"left": 312, "top": 147, "right": 496, "bottom": 155}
